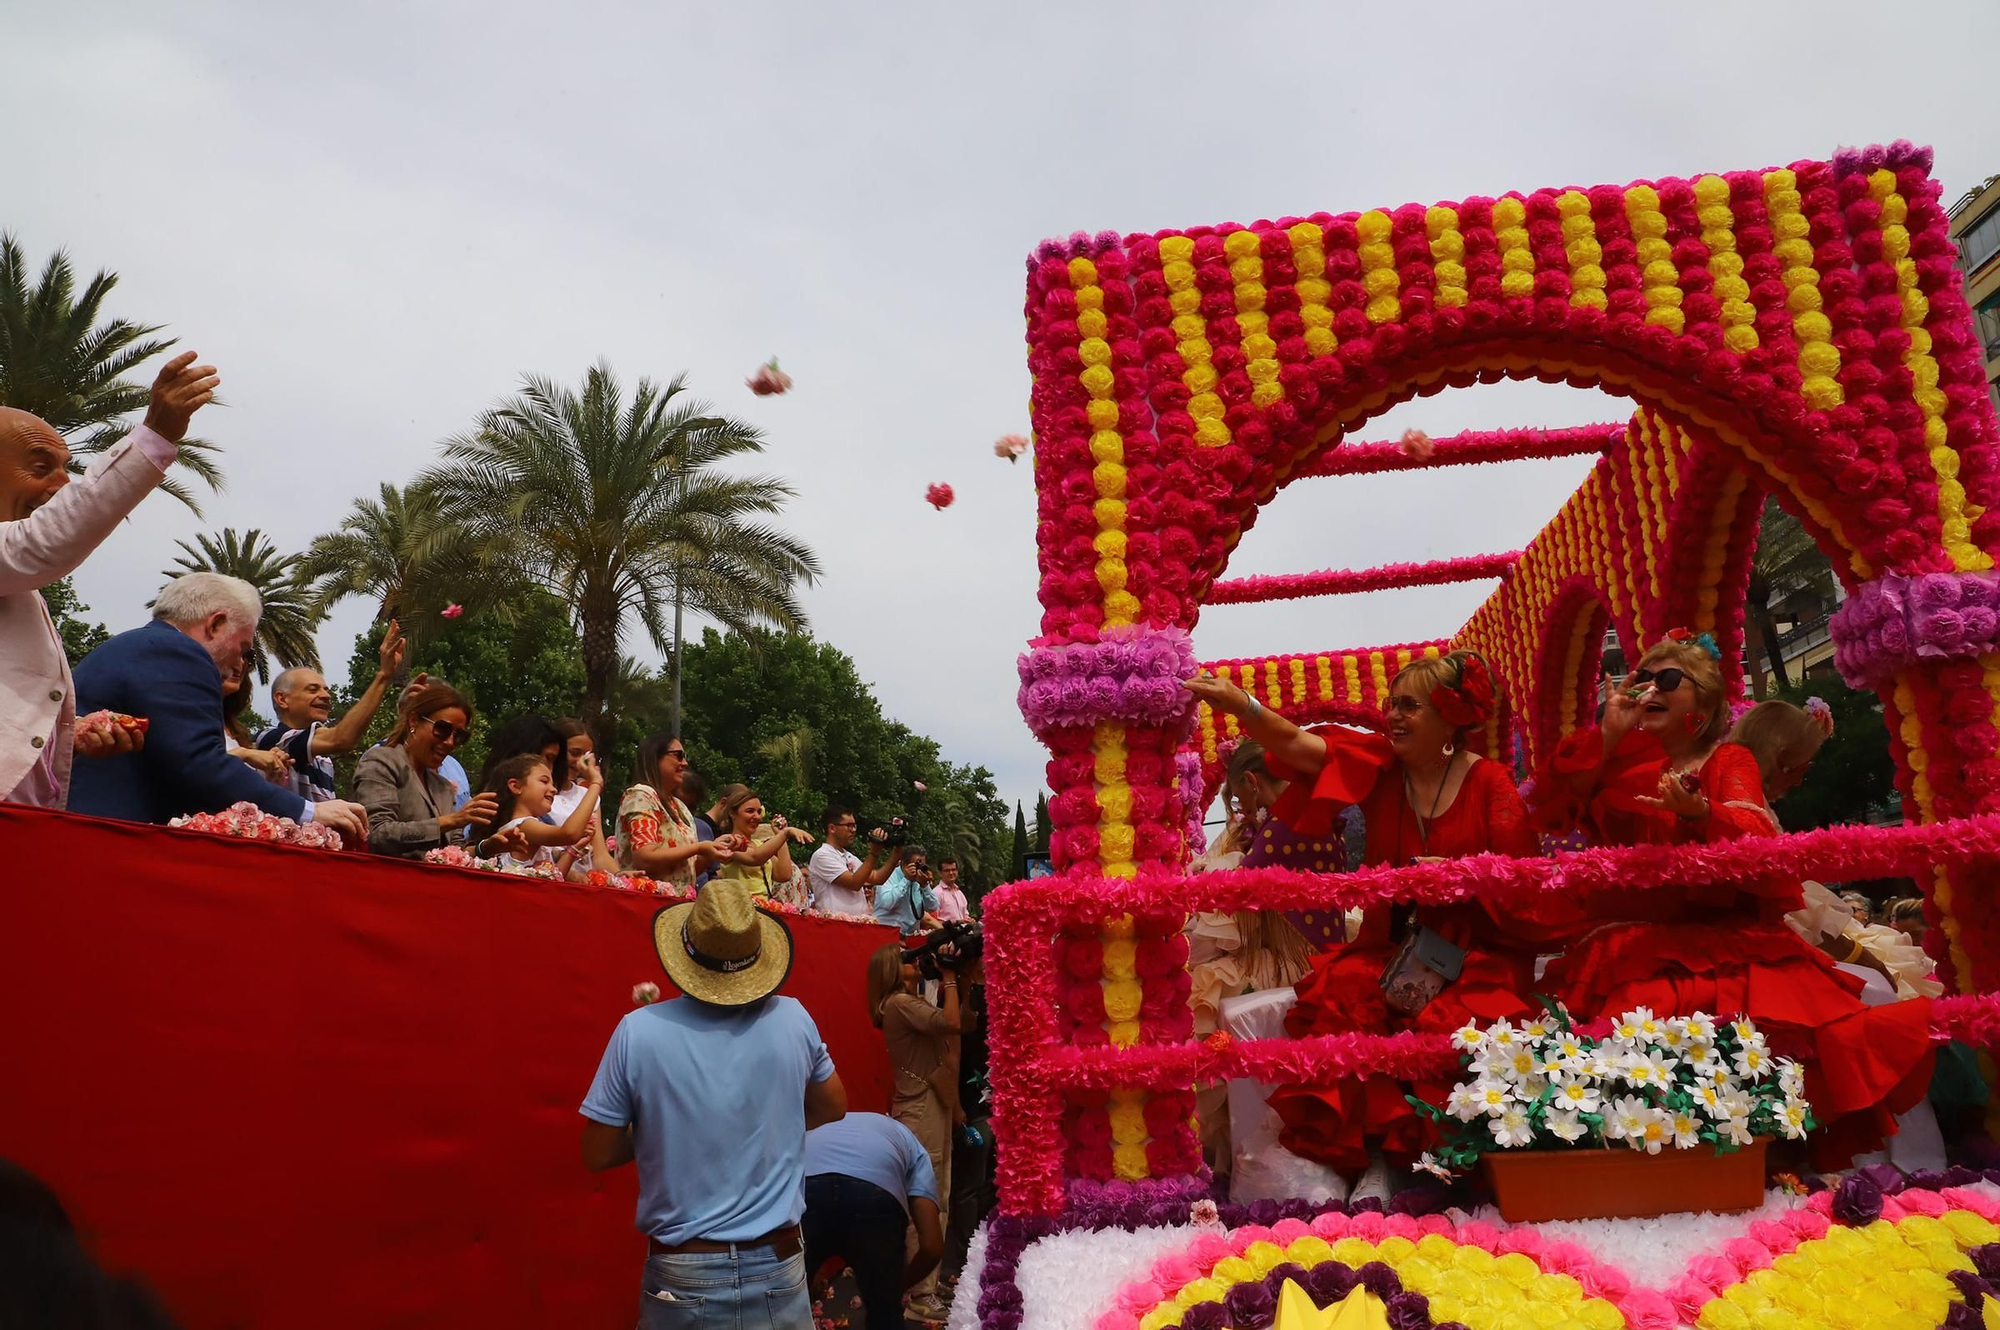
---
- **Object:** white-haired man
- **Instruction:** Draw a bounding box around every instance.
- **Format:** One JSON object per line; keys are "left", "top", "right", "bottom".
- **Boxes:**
{"left": 69, "top": 572, "right": 368, "bottom": 839}
{"left": 0, "top": 352, "right": 215, "bottom": 808}
{"left": 256, "top": 621, "right": 405, "bottom": 805}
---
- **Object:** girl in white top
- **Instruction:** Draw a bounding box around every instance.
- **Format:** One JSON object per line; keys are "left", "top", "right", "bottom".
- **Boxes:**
{"left": 548, "top": 718, "right": 597, "bottom": 826}
{"left": 472, "top": 753, "right": 609, "bottom": 881}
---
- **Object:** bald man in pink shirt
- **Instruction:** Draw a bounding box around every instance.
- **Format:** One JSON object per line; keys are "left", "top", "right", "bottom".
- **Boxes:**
{"left": 0, "top": 351, "right": 218, "bottom": 806}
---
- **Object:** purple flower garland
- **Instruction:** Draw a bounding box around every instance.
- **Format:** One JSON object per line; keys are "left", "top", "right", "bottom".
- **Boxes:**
{"left": 1018, "top": 626, "right": 1199, "bottom": 734}
{"left": 1831, "top": 569, "right": 2000, "bottom": 687}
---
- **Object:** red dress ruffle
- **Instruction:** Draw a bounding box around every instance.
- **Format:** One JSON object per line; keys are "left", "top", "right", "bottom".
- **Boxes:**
{"left": 1536, "top": 739, "right": 1936, "bottom": 1168}
{"left": 1266, "top": 729, "right": 1556, "bottom": 1171}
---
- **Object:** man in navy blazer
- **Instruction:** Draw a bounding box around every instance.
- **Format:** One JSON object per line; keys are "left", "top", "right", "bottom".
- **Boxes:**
{"left": 69, "top": 572, "right": 368, "bottom": 841}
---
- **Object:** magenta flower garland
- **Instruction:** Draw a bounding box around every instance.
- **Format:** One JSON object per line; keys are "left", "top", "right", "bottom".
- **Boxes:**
{"left": 1017, "top": 625, "right": 1200, "bottom": 733}
{"left": 1831, "top": 569, "right": 2000, "bottom": 687}
{"left": 1206, "top": 551, "right": 1519, "bottom": 606}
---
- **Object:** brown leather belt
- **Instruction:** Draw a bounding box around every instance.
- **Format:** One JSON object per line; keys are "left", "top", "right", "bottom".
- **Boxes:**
{"left": 649, "top": 1226, "right": 801, "bottom": 1258}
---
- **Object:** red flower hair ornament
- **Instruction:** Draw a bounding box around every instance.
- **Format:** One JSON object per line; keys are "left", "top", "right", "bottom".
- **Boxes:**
{"left": 1429, "top": 654, "right": 1495, "bottom": 729}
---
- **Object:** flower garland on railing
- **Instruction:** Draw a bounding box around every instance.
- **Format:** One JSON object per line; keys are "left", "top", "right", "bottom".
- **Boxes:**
{"left": 1018, "top": 625, "right": 1200, "bottom": 733}
{"left": 169, "top": 801, "right": 343, "bottom": 851}
{"left": 1290, "top": 423, "right": 1621, "bottom": 479}
{"left": 1206, "top": 552, "right": 1519, "bottom": 606}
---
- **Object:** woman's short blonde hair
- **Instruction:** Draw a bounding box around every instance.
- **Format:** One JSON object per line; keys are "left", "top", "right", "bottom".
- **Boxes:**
{"left": 1634, "top": 639, "right": 1731, "bottom": 745}
{"left": 1391, "top": 649, "right": 1489, "bottom": 739}
{"left": 1727, "top": 701, "right": 1827, "bottom": 787}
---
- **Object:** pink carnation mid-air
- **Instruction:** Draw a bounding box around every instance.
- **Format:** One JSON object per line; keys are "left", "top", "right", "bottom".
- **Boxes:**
{"left": 1399, "top": 428, "right": 1435, "bottom": 462}
{"left": 440, "top": 604, "right": 464, "bottom": 620}
{"left": 632, "top": 982, "right": 662, "bottom": 1006}
{"left": 926, "top": 483, "right": 955, "bottom": 510}
{"left": 994, "top": 433, "right": 1031, "bottom": 463}
{"left": 747, "top": 358, "right": 793, "bottom": 396}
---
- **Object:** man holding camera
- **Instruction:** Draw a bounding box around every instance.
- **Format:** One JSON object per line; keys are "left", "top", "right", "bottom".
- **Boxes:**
{"left": 872, "top": 844, "right": 940, "bottom": 934}
{"left": 809, "top": 803, "right": 905, "bottom": 916}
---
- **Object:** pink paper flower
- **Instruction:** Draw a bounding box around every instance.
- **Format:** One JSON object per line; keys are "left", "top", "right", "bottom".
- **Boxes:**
{"left": 1189, "top": 1198, "right": 1219, "bottom": 1226}
{"left": 631, "top": 982, "right": 661, "bottom": 1006}
{"left": 994, "top": 433, "right": 1031, "bottom": 463}
{"left": 746, "top": 358, "right": 793, "bottom": 396}
{"left": 440, "top": 604, "right": 464, "bottom": 619}
{"left": 926, "top": 483, "right": 955, "bottom": 510}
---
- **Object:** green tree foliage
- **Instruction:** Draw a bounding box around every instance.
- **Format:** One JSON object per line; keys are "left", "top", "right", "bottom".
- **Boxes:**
{"left": 421, "top": 362, "right": 819, "bottom": 736}
{"left": 1011, "top": 801, "right": 1029, "bottom": 880}
{"left": 303, "top": 481, "right": 487, "bottom": 673}
{"left": 0, "top": 233, "right": 223, "bottom": 513}
{"left": 337, "top": 591, "right": 588, "bottom": 791}
{"left": 1032, "top": 792, "right": 1052, "bottom": 856}
{"left": 1769, "top": 678, "right": 1898, "bottom": 831}
{"left": 1744, "top": 498, "right": 1833, "bottom": 697}
{"left": 43, "top": 576, "right": 110, "bottom": 666}
{"left": 160, "top": 528, "right": 321, "bottom": 681}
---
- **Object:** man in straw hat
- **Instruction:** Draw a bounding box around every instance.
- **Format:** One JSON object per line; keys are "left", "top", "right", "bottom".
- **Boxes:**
{"left": 581, "top": 880, "right": 847, "bottom": 1328}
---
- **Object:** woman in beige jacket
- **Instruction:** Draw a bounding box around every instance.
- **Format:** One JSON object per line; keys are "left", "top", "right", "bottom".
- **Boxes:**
{"left": 355, "top": 682, "right": 497, "bottom": 858}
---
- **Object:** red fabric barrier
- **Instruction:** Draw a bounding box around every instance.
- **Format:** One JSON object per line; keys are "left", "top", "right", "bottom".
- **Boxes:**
{"left": 0, "top": 804, "right": 896, "bottom": 1328}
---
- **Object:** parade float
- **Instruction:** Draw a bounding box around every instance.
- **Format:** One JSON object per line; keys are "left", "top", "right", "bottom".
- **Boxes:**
{"left": 975, "top": 143, "right": 2000, "bottom": 1330}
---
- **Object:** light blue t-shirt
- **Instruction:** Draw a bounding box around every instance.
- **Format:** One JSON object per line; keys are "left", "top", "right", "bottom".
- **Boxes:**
{"left": 804, "top": 1113, "right": 937, "bottom": 1216}
{"left": 439, "top": 754, "right": 471, "bottom": 811}
{"left": 581, "top": 995, "right": 835, "bottom": 1243}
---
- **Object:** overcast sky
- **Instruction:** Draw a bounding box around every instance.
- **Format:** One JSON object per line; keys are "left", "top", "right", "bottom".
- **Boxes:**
{"left": 12, "top": 1, "right": 2000, "bottom": 814}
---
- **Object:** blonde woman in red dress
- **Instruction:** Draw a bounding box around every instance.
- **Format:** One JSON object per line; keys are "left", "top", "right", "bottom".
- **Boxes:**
{"left": 1188, "top": 650, "right": 1550, "bottom": 1201}
{"left": 1533, "top": 631, "right": 1934, "bottom": 1167}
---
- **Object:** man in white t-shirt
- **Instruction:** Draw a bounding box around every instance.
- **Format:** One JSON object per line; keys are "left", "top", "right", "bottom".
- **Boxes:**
{"left": 808, "top": 802, "right": 904, "bottom": 916}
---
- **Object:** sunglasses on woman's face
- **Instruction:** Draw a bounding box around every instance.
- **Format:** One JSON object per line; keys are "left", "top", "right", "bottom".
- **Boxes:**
{"left": 421, "top": 714, "right": 469, "bottom": 745}
{"left": 1382, "top": 696, "right": 1427, "bottom": 718}
{"left": 1628, "top": 667, "right": 1687, "bottom": 694}
{"left": 664, "top": 747, "right": 687, "bottom": 761}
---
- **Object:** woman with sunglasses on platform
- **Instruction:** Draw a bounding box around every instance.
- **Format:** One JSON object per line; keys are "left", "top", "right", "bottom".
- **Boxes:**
{"left": 616, "top": 733, "right": 735, "bottom": 890}
{"left": 1534, "top": 633, "right": 1935, "bottom": 1169}
{"left": 1188, "top": 650, "right": 1554, "bottom": 1202}
{"left": 355, "top": 681, "right": 498, "bottom": 858}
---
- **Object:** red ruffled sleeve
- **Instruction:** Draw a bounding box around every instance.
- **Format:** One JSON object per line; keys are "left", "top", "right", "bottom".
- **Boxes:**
{"left": 1528, "top": 725, "right": 1669, "bottom": 842}
{"left": 1697, "top": 743, "right": 1778, "bottom": 843}
{"left": 1266, "top": 726, "right": 1395, "bottom": 838}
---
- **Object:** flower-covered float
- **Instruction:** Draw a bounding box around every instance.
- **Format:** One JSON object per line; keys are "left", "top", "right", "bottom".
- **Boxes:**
{"left": 965, "top": 143, "right": 2000, "bottom": 1328}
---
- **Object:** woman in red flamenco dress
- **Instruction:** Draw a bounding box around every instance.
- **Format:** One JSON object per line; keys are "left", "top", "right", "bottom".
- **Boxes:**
{"left": 1189, "top": 650, "right": 1557, "bottom": 1201}
{"left": 1532, "top": 631, "right": 1935, "bottom": 1169}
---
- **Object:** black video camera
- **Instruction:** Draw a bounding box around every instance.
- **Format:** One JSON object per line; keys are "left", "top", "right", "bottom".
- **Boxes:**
{"left": 904, "top": 919, "right": 984, "bottom": 981}
{"left": 870, "top": 815, "right": 911, "bottom": 848}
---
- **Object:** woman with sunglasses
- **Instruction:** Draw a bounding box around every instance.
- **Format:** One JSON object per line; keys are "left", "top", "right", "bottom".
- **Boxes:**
{"left": 1188, "top": 651, "right": 1551, "bottom": 1201}
{"left": 1536, "top": 636, "right": 1936, "bottom": 1169}
{"left": 355, "top": 681, "right": 499, "bottom": 858}
{"left": 616, "top": 733, "right": 736, "bottom": 888}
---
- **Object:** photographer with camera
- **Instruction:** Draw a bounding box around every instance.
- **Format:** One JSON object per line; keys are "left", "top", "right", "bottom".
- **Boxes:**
{"left": 871, "top": 843, "right": 941, "bottom": 934}
{"left": 808, "top": 803, "right": 905, "bottom": 917}
{"left": 865, "top": 933, "right": 966, "bottom": 1324}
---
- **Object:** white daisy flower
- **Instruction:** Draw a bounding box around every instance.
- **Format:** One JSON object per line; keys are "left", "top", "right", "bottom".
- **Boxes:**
{"left": 1693, "top": 1082, "right": 1732, "bottom": 1120}
{"left": 1445, "top": 1083, "right": 1485, "bottom": 1121}
{"left": 1519, "top": 1016, "right": 1552, "bottom": 1040}
{"left": 1499, "top": 1047, "right": 1540, "bottom": 1082}
{"left": 1549, "top": 1033, "right": 1588, "bottom": 1070}
{"left": 1485, "top": 1021, "right": 1519, "bottom": 1051}
{"left": 1605, "top": 1095, "right": 1651, "bottom": 1141}
{"left": 1549, "top": 1074, "right": 1602, "bottom": 1114}
{"left": 1412, "top": 1152, "right": 1455, "bottom": 1181}
{"left": 1450, "top": 1021, "right": 1487, "bottom": 1053}
{"left": 1732, "top": 1044, "right": 1773, "bottom": 1081}
{"left": 1546, "top": 1109, "right": 1588, "bottom": 1143}
{"left": 1488, "top": 1105, "right": 1534, "bottom": 1148}
{"left": 1730, "top": 1018, "right": 1767, "bottom": 1053}
{"left": 1670, "top": 1111, "right": 1703, "bottom": 1149}
{"left": 1778, "top": 1060, "right": 1806, "bottom": 1099}
{"left": 1684, "top": 1040, "right": 1722, "bottom": 1072}
{"left": 1613, "top": 1006, "right": 1658, "bottom": 1044}
{"left": 1637, "top": 1109, "right": 1672, "bottom": 1155}
{"left": 1621, "top": 1048, "right": 1680, "bottom": 1090}
{"left": 1719, "top": 1112, "right": 1755, "bottom": 1146}
{"left": 1682, "top": 1011, "right": 1717, "bottom": 1043}
{"left": 1470, "top": 1078, "right": 1515, "bottom": 1116}
{"left": 1780, "top": 1101, "right": 1809, "bottom": 1140}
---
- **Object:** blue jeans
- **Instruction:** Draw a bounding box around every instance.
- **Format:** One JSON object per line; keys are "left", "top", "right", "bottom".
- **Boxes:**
{"left": 639, "top": 1246, "right": 811, "bottom": 1330}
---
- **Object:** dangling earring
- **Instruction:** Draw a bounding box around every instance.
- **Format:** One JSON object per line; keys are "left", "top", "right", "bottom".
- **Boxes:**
{"left": 1442, "top": 739, "right": 1456, "bottom": 757}
{"left": 1683, "top": 712, "right": 1705, "bottom": 736}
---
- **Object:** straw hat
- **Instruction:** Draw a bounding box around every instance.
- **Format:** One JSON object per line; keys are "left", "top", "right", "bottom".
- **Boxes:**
{"left": 654, "top": 881, "right": 794, "bottom": 1006}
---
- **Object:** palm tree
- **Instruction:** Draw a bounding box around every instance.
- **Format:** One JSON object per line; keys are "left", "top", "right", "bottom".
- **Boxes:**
{"left": 0, "top": 233, "right": 223, "bottom": 513}
{"left": 300, "top": 481, "right": 490, "bottom": 676}
{"left": 932, "top": 788, "right": 986, "bottom": 878}
{"left": 423, "top": 361, "right": 821, "bottom": 735}
{"left": 158, "top": 528, "right": 322, "bottom": 681}
{"left": 756, "top": 725, "right": 816, "bottom": 790}
{"left": 1744, "top": 498, "right": 1832, "bottom": 696}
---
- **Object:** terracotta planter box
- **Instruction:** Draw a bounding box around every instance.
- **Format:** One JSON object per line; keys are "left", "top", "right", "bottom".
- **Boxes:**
{"left": 1482, "top": 1140, "right": 1768, "bottom": 1223}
